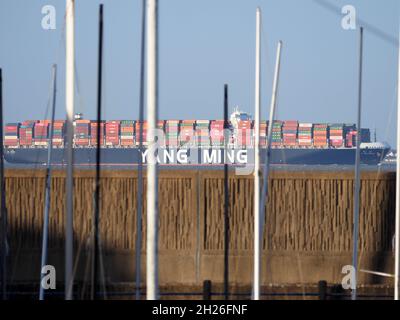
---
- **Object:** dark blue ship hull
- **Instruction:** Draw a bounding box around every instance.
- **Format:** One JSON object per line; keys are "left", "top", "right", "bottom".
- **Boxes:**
{"left": 3, "top": 146, "right": 390, "bottom": 166}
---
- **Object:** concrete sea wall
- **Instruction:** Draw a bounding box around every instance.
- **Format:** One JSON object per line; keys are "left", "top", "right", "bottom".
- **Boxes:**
{"left": 3, "top": 169, "right": 396, "bottom": 287}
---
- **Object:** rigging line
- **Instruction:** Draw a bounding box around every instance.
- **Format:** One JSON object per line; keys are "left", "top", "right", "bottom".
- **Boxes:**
{"left": 9, "top": 65, "right": 53, "bottom": 293}
{"left": 261, "top": 23, "right": 273, "bottom": 84}
{"left": 79, "top": 235, "right": 92, "bottom": 300}
{"left": 98, "top": 236, "right": 107, "bottom": 300}
{"left": 74, "top": 62, "right": 86, "bottom": 118}
{"left": 382, "top": 84, "right": 398, "bottom": 144}
{"left": 312, "top": 0, "right": 398, "bottom": 47}
{"left": 53, "top": 6, "right": 67, "bottom": 85}
{"left": 361, "top": 82, "right": 399, "bottom": 263}
{"left": 39, "top": 64, "right": 57, "bottom": 301}
{"left": 70, "top": 225, "right": 89, "bottom": 299}
{"left": 359, "top": 84, "right": 399, "bottom": 260}
{"left": 31, "top": 70, "right": 53, "bottom": 171}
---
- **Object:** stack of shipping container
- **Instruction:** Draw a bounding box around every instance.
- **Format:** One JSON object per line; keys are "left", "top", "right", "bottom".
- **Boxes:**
{"left": 105, "top": 121, "right": 120, "bottom": 146}
{"left": 210, "top": 120, "right": 225, "bottom": 147}
{"left": 195, "top": 120, "right": 210, "bottom": 147}
{"left": 271, "top": 121, "right": 283, "bottom": 147}
{"left": 34, "top": 121, "right": 49, "bottom": 147}
{"left": 179, "top": 120, "right": 195, "bottom": 147}
{"left": 165, "top": 120, "right": 179, "bottom": 147}
{"left": 4, "top": 123, "right": 19, "bottom": 147}
{"left": 313, "top": 124, "right": 328, "bottom": 148}
{"left": 74, "top": 120, "right": 90, "bottom": 147}
{"left": 90, "top": 121, "right": 105, "bottom": 147}
{"left": 298, "top": 123, "right": 313, "bottom": 147}
{"left": 282, "top": 121, "right": 298, "bottom": 147}
{"left": 236, "top": 120, "right": 252, "bottom": 147}
{"left": 3, "top": 118, "right": 372, "bottom": 150}
{"left": 120, "top": 120, "right": 135, "bottom": 147}
{"left": 344, "top": 125, "right": 356, "bottom": 148}
{"left": 52, "top": 120, "right": 65, "bottom": 147}
{"left": 259, "top": 121, "right": 268, "bottom": 147}
{"left": 135, "top": 121, "right": 147, "bottom": 146}
{"left": 19, "top": 121, "right": 35, "bottom": 147}
{"left": 329, "top": 124, "right": 344, "bottom": 148}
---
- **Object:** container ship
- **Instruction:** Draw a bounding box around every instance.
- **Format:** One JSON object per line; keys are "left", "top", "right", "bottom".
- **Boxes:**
{"left": 2, "top": 111, "right": 390, "bottom": 166}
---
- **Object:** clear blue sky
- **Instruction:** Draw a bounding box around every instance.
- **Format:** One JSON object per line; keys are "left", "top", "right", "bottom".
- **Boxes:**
{"left": 0, "top": 0, "right": 399, "bottom": 145}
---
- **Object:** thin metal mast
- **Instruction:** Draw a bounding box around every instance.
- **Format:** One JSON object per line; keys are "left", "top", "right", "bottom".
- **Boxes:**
{"left": 394, "top": 25, "right": 400, "bottom": 301}
{"left": 258, "top": 40, "right": 282, "bottom": 297}
{"left": 136, "top": 0, "right": 146, "bottom": 301}
{"left": 65, "top": 0, "right": 75, "bottom": 300}
{"left": 0, "top": 68, "right": 7, "bottom": 300}
{"left": 253, "top": 7, "right": 262, "bottom": 300}
{"left": 352, "top": 26, "right": 363, "bottom": 301}
{"left": 223, "top": 84, "right": 229, "bottom": 300}
{"left": 146, "top": 0, "right": 159, "bottom": 300}
{"left": 91, "top": 4, "right": 104, "bottom": 301}
{"left": 39, "top": 64, "right": 57, "bottom": 300}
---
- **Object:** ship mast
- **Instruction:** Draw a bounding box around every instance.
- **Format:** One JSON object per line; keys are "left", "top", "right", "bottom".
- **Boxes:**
{"left": 39, "top": 64, "right": 57, "bottom": 300}
{"left": 146, "top": 0, "right": 159, "bottom": 300}
{"left": 253, "top": 7, "right": 262, "bottom": 300}
{"left": 351, "top": 26, "right": 363, "bottom": 301}
{"left": 65, "top": 0, "right": 75, "bottom": 300}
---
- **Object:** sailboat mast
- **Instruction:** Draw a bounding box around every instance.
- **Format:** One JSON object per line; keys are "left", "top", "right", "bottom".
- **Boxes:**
{"left": 136, "top": 0, "right": 146, "bottom": 301}
{"left": 39, "top": 64, "right": 57, "bottom": 300}
{"left": 223, "top": 84, "right": 229, "bottom": 300}
{"left": 0, "top": 68, "right": 7, "bottom": 301}
{"left": 253, "top": 7, "right": 262, "bottom": 300}
{"left": 394, "top": 25, "right": 400, "bottom": 301}
{"left": 91, "top": 4, "right": 104, "bottom": 301}
{"left": 146, "top": 0, "right": 159, "bottom": 300}
{"left": 258, "top": 39, "right": 282, "bottom": 297}
{"left": 65, "top": 0, "right": 75, "bottom": 300}
{"left": 352, "top": 26, "right": 364, "bottom": 301}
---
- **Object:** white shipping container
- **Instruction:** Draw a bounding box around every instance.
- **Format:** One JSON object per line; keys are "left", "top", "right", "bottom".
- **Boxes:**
{"left": 4, "top": 136, "right": 18, "bottom": 140}
{"left": 299, "top": 123, "right": 313, "bottom": 128}
{"left": 298, "top": 139, "right": 312, "bottom": 143}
